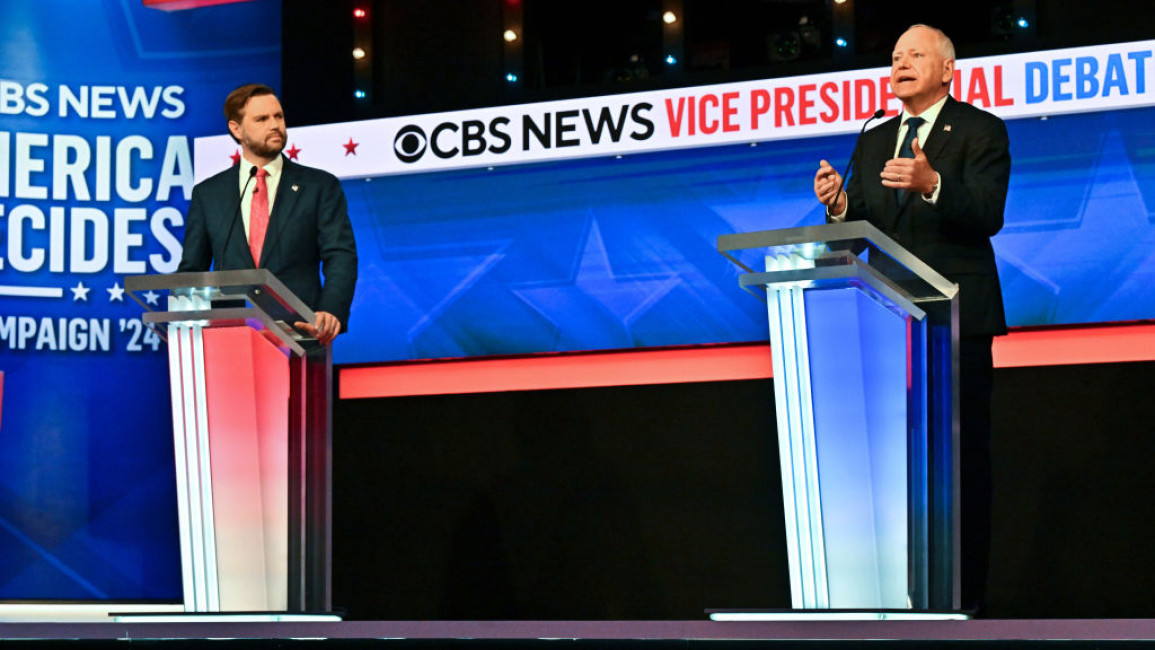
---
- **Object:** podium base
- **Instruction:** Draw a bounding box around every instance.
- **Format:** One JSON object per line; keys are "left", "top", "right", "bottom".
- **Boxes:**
{"left": 110, "top": 612, "right": 343, "bottom": 623}
{"left": 707, "top": 609, "right": 970, "bottom": 622}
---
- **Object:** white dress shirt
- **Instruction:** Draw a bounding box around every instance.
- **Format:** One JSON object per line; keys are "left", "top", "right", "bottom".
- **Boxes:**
{"left": 829, "top": 93, "right": 949, "bottom": 220}
{"left": 237, "top": 155, "right": 284, "bottom": 240}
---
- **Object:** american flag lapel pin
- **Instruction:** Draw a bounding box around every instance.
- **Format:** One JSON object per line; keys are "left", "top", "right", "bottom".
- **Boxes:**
{"left": 292, "top": 184, "right": 299, "bottom": 192}
{"left": 943, "top": 124, "right": 952, "bottom": 132}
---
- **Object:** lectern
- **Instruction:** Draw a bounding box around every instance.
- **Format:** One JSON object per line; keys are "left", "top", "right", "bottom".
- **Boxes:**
{"left": 126, "top": 270, "right": 332, "bottom": 615}
{"left": 717, "top": 221, "right": 961, "bottom": 615}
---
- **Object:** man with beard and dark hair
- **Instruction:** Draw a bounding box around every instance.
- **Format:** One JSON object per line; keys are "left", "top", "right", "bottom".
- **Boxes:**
{"left": 179, "top": 83, "right": 357, "bottom": 344}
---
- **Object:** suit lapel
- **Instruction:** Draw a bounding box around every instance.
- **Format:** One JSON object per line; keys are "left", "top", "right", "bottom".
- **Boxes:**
{"left": 261, "top": 157, "right": 300, "bottom": 267}
{"left": 222, "top": 166, "right": 258, "bottom": 268}
{"left": 920, "top": 96, "right": 957, "bottom": 164}
{"left": 871, "top": 118, "right": 902, "bottom": 230}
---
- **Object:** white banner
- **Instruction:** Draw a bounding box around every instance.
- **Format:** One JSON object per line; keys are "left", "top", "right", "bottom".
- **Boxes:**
{"left": 194, "top": 39, "right": 1155, "bottom": 181}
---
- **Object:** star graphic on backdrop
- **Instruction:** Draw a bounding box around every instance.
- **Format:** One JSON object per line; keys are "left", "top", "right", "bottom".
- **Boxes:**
{"left": 998, "top": 127, "right": 1155, "bottom": 323}
{"left": 352, "top": 240, "right": 512, "bottom": 359}
{"left": 70, "top": 281, "right": 90, "bottom": 302}
{"left": 107, "top": 282, "right": 125, "bottom": 302}
{"left": 229, "top": 149, "right": 241, "bottom": 165}
{"left": 343, "top": 138, "right": 359, "bottom": 156}
{"left": 286, "top": 143, "right": 301, "bottom": 160}
{"left": 143, "top": 290, "right": 160, "bottom": 306}
{"left": 512, "top": 214, "right": 680, "bottom": 349}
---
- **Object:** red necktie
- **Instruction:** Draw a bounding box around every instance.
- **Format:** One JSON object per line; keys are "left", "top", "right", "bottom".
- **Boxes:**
{"left": 249, "top": 167, "right": 269, "bottom": 266}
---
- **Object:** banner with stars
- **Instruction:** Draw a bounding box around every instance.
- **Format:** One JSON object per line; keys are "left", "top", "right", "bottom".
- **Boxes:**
{"left": 0, "top": 0, "right": 280, "bottom": 601}
{"left": 183, "top": 38, "right": 1155, "bottom": 369}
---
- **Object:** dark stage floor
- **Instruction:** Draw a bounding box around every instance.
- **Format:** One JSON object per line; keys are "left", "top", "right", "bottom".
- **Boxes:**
{"left": 4, "top": 619, "right": 1155, "bottom": 647}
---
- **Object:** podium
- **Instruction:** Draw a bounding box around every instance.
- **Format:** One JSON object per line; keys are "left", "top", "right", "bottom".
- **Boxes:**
{"left": 126, "top": 270, "right": 332, "bottom": 615}
{"left": 718, "top": 221, "right": 961, "bottom": 614}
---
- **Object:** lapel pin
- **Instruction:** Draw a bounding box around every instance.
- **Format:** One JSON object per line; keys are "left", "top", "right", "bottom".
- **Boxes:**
{"left": 943, "top": 124, "right": 952, "bottom": 132}
{"left": 292, "top": 184, "right": 299, "bottom": 192}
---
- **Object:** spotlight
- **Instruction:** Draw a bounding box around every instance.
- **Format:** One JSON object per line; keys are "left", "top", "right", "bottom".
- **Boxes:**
{"left": 354, "top": 89, "right": 366, "bottom": 99}
{"left": 662, "top": 11, "right": 677, "bottom": 24}
{"left": 835, "top": 37, "right": 848, "bottom": 48}
{"left": 665, "top": 54, "right": 677, "bottom": 65}
{"left": 353, "top": 8, "right": 367, "bottom": 19}
{"left": 505, "top": 73, "right": 519, "bottom": 82}
{"left": 769, "top": 32, "right": 801, "bottom": 62}
{"left": 1017, "top": 17, "right": 1030, "bottom": 28}
{"left": 352, "top": 47, "right": 366, "bottom": 60}
{"left": 504, "top": 29, "right": 518, "bottom": 42}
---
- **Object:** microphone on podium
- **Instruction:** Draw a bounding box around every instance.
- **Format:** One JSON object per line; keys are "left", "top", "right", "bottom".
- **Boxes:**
{"left": 832, "top": 109, "right": 887, "bottom": 211}
{"left": 221, "top": 165, "right": 260, "bottom": 263}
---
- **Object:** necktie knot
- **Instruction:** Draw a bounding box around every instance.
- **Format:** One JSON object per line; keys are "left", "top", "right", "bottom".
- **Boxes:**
{"left": 256, "top": 167, "right": 269, "bottom": 179}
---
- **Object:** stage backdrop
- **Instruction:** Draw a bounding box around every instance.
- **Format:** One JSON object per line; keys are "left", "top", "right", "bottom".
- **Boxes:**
{"left": 0, "top": 0, "right": 280, "bottom": 601}
{"left": 193, "top": 38, "right": 1155, "bottom": 365}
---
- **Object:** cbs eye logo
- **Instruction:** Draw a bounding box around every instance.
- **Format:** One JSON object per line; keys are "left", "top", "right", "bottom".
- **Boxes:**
{"left": 393, "top": 125, "right": 427, "bottom": 163}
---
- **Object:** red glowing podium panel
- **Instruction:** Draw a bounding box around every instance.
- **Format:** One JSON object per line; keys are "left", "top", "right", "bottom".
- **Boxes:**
{"left": 126, "top": 269, "right": 332, "bottom": 615}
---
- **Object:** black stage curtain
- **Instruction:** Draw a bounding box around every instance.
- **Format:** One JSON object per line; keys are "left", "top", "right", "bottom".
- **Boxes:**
{"left": 333, "top": 361, "right": 1154, "bottom": 620}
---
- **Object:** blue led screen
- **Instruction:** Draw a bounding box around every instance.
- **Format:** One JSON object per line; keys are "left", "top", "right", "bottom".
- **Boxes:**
{"left": 335, "top": 106, "right": 1155, "bottom": 365}
{"left": 0, "top": 0, "right": 280, "bottom": 601}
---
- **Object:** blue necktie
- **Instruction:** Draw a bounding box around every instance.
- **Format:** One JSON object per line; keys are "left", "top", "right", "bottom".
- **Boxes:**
{"left": 896, "top": 116, "right": 925, "bottom": 204}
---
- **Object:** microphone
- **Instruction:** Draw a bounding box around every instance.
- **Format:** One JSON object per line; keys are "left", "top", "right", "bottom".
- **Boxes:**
{"left": 220, "top": 165, "right": 259, "bottom": 268}
{"left": 832, "top": 108, "right": 886, "bottom": 213}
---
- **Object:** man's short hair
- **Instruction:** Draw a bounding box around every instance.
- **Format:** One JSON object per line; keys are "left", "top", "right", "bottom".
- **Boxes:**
{"left": 907, "top": 24, "right": 956, "bottom": 61}
{"left": 224, "top": 83, "right": 277, "bottom": 125}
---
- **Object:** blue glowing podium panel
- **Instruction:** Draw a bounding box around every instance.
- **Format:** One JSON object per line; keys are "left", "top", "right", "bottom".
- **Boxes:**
{"left": 719, "top": 221, "right": 960, "bottom": 612}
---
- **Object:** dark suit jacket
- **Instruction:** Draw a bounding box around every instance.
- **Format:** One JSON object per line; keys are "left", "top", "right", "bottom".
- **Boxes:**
{"left": 178, "top": 157, "right": 358, "bottom": 328}
{"left": 841, "top": 96, "right": 1010, "bottom": 337}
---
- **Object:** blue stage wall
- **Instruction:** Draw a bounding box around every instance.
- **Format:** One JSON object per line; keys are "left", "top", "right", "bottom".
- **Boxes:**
{"left": 335, "top": 105, "right": 1155, "bottom": 364}
{"left": 0, "top": 0, "right": 280, "bottom": 600}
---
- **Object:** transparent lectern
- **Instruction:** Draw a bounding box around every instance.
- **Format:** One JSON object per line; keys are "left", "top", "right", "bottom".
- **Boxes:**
{"left": 126, "top": 270, "right": 332, "bottom": 616}
{"left": 718, "top": 221, "right": 961, "bottom": 615}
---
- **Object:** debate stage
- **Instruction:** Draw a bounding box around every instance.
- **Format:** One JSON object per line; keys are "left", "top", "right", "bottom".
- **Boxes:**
{"left": 4, "top": 618, "right": 1155, "bottom": 647}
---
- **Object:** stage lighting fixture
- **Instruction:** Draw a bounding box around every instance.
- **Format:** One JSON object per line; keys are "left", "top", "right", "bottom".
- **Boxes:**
{"left": 662, "top": 11, "right": 677, "bottom": 24}
{"left": 354, "top": 89, "right": 366, "bottom": 99}
{"left": 506, "top": 73, "right": 519, "bottom": 82}
{"left": 353, "top": 7, "right": 367, "bottom": 19}
{"left": 665, "top": 54, "right": 677, "bottom": 65}
{"left": 835, "top": 37, "right": 848, "bottom": 47}
{"left": 1017, "top": 17, "right": 1030, "bottom": 28}
{"left": 504, "top": 29, "right": 519, "bottom": 42}
{"left": 769, "top": 31, "right": 801, "bottom": 62}
{"left": 352, "top": 47, "right": 366, "bottom": 60}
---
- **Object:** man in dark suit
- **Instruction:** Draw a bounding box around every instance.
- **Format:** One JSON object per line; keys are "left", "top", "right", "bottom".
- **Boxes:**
{"left": 813, "top": 24, "right": 1010, "bottom": 614}
{"left": 179, "top": 84, "right": 357, "bottom": 344}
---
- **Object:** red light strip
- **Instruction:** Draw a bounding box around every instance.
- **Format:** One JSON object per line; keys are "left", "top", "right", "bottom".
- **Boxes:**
{"left": 142, "top": 0, "right": 254, "bottom": 11}
{"left": 338, "top": 322, "right": 1155, "bottom": 399}
{"left": 340, "top": 344, "right": 773, "bottom": 399}
{"left": 991, "top": 322, "right": 1155, "bottom": 368}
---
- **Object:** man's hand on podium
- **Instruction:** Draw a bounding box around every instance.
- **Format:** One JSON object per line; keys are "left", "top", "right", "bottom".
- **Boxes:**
{"left": 294, "top": 310, "right": 341, "bottom": 345}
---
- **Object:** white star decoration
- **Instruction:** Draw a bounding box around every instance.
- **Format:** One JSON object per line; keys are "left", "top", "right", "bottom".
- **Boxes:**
{"left": 107, "top": 282, "right": 125, "bottom": 302}
{"left": 70, "top": 281, "right": 90, "bottom": 302}
{"left": 143, "top": 290, "right": 160, "bottom": 305}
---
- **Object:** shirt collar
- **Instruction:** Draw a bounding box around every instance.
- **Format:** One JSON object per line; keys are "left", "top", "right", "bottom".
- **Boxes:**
{"left": 901, "top": 94, "right": 949, "bottom": 130}
{"left": 240, "top": 154, "right": 284, "bottom": 179}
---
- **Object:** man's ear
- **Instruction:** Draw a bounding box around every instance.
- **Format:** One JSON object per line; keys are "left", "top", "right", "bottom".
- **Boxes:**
{"left": 227, "top": 120, "right": 242, "bottom": 141}
{"left": 941, "top": 59, "right": 955, "bottom": 86}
